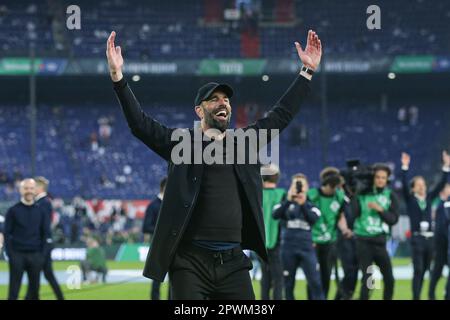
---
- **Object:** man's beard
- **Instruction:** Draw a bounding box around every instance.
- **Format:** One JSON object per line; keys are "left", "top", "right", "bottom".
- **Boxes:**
{"left": 203, "top": 107, "right": 231, "bottom": 132}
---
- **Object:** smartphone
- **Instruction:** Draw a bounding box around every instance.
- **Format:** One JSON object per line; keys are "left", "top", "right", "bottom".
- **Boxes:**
{"left": 296, "top": 180, "right": 303, "bottom": 194}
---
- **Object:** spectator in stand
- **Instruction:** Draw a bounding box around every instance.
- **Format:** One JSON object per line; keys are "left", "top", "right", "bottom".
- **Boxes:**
{"left": 90, "top": 132, "right": 99, "bottom": 152}
{"left": 408, "top": 106, "right": 419, "bottom": 126}
{"left": 98, "top": 116, "right": 112, "bottom": 145}
{"left": 0, "top": 170, "right": 9, "bottom": 184}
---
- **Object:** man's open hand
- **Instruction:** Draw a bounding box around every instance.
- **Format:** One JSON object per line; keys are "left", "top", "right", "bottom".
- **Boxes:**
{"left": 367, "top": 202, "right": 384, "bottom": 213}
{"left": 106, "top": 31, "right": 124, "bottom": 82}
{"left": 295, "top": 30, "right": 322, "bottom": 71}
{"left": 401, "top": 152, "right": 411, "bottom": 168}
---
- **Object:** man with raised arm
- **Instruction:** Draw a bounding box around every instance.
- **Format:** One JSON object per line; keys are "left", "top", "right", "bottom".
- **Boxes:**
{"left": 106, "top": 30, "right": 322, "bottom": 299}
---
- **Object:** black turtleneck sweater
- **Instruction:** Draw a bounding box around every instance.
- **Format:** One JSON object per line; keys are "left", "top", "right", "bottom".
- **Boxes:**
{"left": 183, "top": 138, "right": 243, "bottom": 246}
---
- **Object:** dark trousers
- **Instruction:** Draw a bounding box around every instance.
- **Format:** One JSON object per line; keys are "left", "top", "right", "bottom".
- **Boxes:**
{"left": 446, "top": 277, "right": 450, "bottom": 300}
{"left": 429, "top": 235, "right": 447, "bottom": 300}
{"left": 151, "top": 280, "right": 161, "bottom": 300}
{"left": 169, "top": 244, "right": 254, "bottom": 300}
{"left": 410, "top": 235, "right": 434, "bottom": 300}
{"left": 336, "top": 236, "right": 359, "bottom": 300}
{"left": 260, "top": 245, "right": 284, "bottom": 300}
{"left": 8, "top": 251, "right": 43, "bottom": 300}
{"left": 281, "top": 243, "right": 324, "bottom": 300}
{"left": 25, "top": 248, "right": 64, "bottom": 300}
{"left": 355, "top": 238, "right": 394, "bottom": 300}
{"left": 80, "top": 261, "right": 108, "bottom": 283}
{"left": 151, "top": 277, "right": 171, "bottom": 300}
{"left": 315, "top": 242, "right": 338, "bottom": 299}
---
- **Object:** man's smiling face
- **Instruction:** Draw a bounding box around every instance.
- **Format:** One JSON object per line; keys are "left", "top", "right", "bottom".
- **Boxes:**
{"left": 196, "top": 90, "right": 232, "bottom": 132}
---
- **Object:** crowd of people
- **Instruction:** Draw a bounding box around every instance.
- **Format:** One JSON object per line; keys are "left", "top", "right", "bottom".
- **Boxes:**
{"left": 39, "top": 197, "right": 142, "bottom": 247}
{"left": 257, "top": 151, "right": 450, "bottom": 300}
{"left": 1, "top": 151, "right": 449, "bottom": 300}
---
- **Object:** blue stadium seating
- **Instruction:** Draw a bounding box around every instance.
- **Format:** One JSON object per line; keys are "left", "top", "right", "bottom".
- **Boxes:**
{"left": 1, "top": 0, "right": 449, "bottom": 58}
{"left": 1, "top": 102, "right": 448, "bottom": 200}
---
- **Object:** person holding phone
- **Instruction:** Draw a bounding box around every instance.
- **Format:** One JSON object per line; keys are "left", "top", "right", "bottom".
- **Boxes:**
{"left": 273, "top": 173, "right": 324, "bottom": 300}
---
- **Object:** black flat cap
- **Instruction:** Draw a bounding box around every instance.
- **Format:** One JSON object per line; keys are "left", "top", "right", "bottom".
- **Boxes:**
{"left": 194, "top": 82, "right": 234, "bottom": 106}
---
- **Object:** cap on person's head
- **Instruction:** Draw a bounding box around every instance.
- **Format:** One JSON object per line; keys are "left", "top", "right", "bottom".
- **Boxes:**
{"left": 35, "top": 176, "right": 49, "bottom": 190}
{"left": 261, "top": 163, "right": 280, "bottom": 176}
{"left": 194, "top": 82, "right": 234, "bottom": 107}
{"left": 261, "top": 163, "right": 280, "bottom": 183}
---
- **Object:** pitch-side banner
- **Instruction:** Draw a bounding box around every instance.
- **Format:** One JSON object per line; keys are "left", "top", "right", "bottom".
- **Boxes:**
{"left": 0, "top": 58, "right": 67, "bottom": 75}
{"left": 3, "top": 56, "right": 450, "bottom": 75}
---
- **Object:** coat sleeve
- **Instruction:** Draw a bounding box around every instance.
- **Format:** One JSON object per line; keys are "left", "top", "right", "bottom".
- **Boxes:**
{"left": 4, "top": 208, "right": 13, "bottom": 256}
{"left": 401, "top": 169, "right": 412, "bottom": 202}
{"left": 272, "top": 200, "right": 293, "bottom": 220}
{"left": 113, "top": 78, "right": 175, "bottom": 161}
{"left": 301, "top": 202, "right": 321, "bottom": 226}
{"left": 378, "top": 192, "right": 400, "bottom": 226}
{"left": 245, "top": 75, "right": 311, "bottom": 144}
{"left": 142, "top": 202, "right": 158, "bottom": 235}
{"left": 41, "top": 208, "right": 52, "bottom": 253}
{"left": 428, "top": 169, "right": 450, "bottom": 201}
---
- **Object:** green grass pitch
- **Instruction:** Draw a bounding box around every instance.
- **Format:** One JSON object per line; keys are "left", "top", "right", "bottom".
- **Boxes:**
{"left": 0, "top": 259, "right": 447, "bottom": 300}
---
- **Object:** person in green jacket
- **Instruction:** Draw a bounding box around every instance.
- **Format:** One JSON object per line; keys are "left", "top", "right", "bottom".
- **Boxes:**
{"left": 81, "top": 237, "right": 108, "bottom": 283}
{"left": 308, "top": 167, "right": 352, "bottom": 299}
{"left": 260, "top": 164, "right": 286, "bottom": 300}
{"left": 351, "top": 163, "right": 399, "bottom": 300}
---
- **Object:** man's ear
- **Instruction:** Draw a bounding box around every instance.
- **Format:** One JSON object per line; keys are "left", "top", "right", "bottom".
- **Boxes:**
{"left": 195, "top": 105, "right": 203, "bottom": 119}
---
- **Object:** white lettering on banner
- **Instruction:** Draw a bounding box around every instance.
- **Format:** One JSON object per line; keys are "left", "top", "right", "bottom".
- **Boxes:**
{"left": 219, "top": 62, "right": 244, "bottom": 75}
{"left": 124, "top": 63, "right": 178, "bottom": 74}
{"left": 52, "top": 248, "right": 87, "bottom": 261}
{"left": 325, "top": 61, "right": 371, "bottom": 72}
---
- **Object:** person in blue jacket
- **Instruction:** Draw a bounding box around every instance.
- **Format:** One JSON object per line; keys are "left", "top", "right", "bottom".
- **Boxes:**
{"left": 273, "top": 173, "right": 324, "bottom": 300}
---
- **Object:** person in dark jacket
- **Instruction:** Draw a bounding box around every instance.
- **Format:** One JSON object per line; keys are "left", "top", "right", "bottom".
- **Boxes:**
{"left": 25, "top": 176, "right": 64, "bottom": 300}
{"left": 446, "top": 203, "right": 450, "bottom": 300}
{"left": 273, "top": 173, "right": 324, "bottom": 300}
{"left": 0, "top": 214, "right": 4, "bottom": 256}
{"left": 429, "top": 184, "right": 450, "bottom": 299}
{"left": 401, "top": 151, "right": 450, "bottom": 300}
{"left": 143, "top": 177, "right": 167, "bottom": 300}
{"left": 106, "top": 29, "right": 322, "bottom": 299}
{"left": 4, "top": 178, "right": 51, "bottom": 300}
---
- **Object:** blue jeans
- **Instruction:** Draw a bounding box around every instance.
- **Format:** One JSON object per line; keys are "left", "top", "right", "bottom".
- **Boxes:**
{"left": 281, "top": 241, "right": 324, "bottom": 300}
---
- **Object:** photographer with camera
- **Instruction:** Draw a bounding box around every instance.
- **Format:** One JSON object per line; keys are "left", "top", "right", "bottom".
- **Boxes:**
{"left": 401, "top": 151, "right": 450, "bottom": 300}
{"left": 351, "top": 163, "right": 400, "bottom": 300}
{"left": 308, "top": 167, "right": 352, "bottom": 299}
{"left": 273, "top": 173, "right": 324, "bottom": 300}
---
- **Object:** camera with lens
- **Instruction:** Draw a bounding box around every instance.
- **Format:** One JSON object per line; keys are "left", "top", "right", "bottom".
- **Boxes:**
{"left": 340, "top": 159, "right": 374, "bottom": 195}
